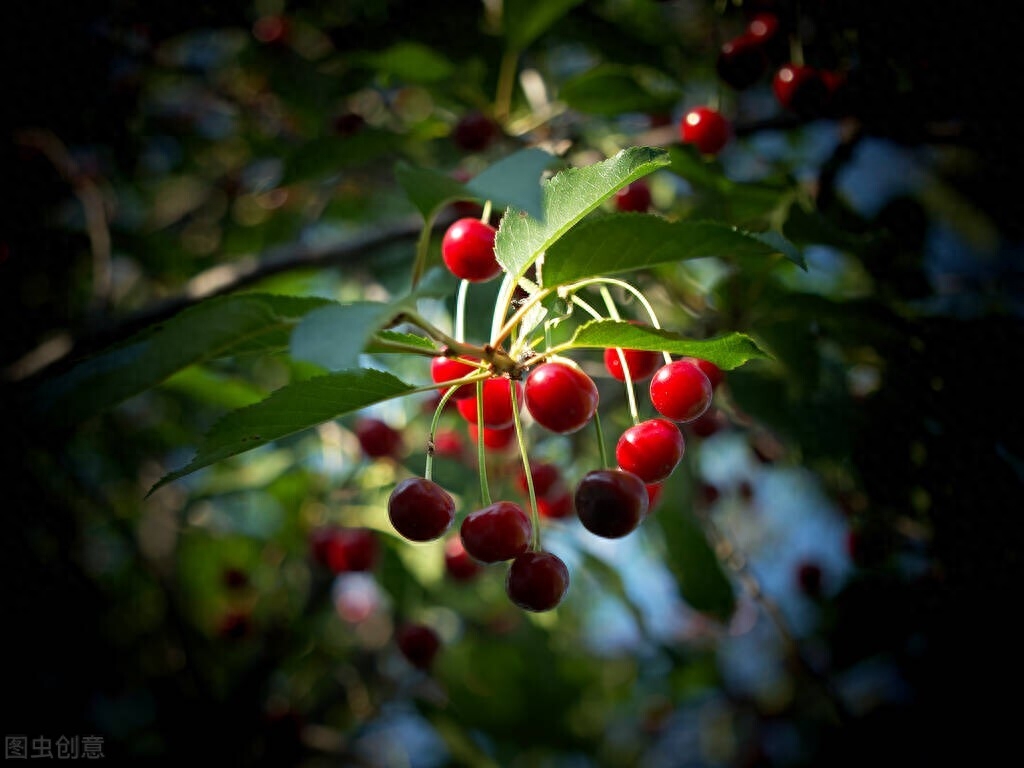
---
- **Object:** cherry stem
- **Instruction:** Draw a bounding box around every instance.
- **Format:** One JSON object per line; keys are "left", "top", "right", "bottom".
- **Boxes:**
{"left": 495, "top": 49, "right": 519, "bottom": 123}
{"left": 510, "top": 380, "right": 541, "bottom": 550}
{"left": 475, "top": 378, "right": 492, "bottom": 507}
{"left": 425, "top": 385, "right": 461, "bottom": 481}
{"left": 480, "top": 200, "right": 493, "bottom": 224}
{"left": 494, "top": 281, "right": 553, "bottom": 352}
{"left": 599, "top": 286, "right": 640, "bottom": 426}
{"left": 455, "top": 279, "right": 469, "bottom": 343}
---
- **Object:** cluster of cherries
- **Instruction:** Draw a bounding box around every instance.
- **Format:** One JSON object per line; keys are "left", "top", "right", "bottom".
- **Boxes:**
{"left": 373, "top": 202, "right": 726, "bottom": 615}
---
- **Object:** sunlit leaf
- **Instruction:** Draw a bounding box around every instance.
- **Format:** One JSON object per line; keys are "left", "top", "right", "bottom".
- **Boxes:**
{"left": 542, "top": 214, "right": 803, "bottom": 285}
{"left": 149, "top": 368, "right": 416, "bottom": 495}
{"left": 36, "top": 294, "right": 331, "bottom": 425}
{"left": 495, "top": 147, "right": 670, "bottom": 280}
{"left": 356, "top": 42, "right": 455, "bottom": 84}
{"left": 566, "top": 320, "right": 769, "bottom": 369}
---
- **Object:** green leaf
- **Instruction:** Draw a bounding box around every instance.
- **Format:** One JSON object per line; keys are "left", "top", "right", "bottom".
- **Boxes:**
{"left": 566, "top": 320, "right": 769, "bottom": 369}
{"left": 356, "top": 42, "right": 455, "bottom": 84}
{"left": 559, "top": 64, "right": 681, "bottom": 116}
{"left": 504, "top": 0, "right": 585, "bottom": 50}
{"left": 543, "top": 215, "right": 803, "bottom": 285}
{"left": 495, "top": 146, "right": 670, "bottom": 280}
{"left": 366, "top": 330, "right": 439, "bottom": 355}
{"left": 290, "top": 267, "right": 454, "bottom": 370}
{"left": 149, "top": 368, "right": 416, "bottom": 495}
{"left": 284, "top": 129, "right": 404, "bottom": 183}
{"left": 160, "top": 366, "right": 266, "bottom": 409}
{"left": 661, "top": 507, "right": 736, "bottom": 621}
{"left": 395, "top": 147, "right": 554, "bottom": 221}
{"left": 35, "top": 294, "right": 331, "bottom": 425}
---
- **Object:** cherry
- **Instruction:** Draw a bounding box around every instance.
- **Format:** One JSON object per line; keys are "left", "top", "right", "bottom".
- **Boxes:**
{"left": 441, "top": 218, "right": 500, "bottom": 282}
{"left": 310, "top": 526, "right": 379, "bottom": 573}
{"left": 525, "top": 361, "right": 599, "bottom": 435}
{"left": 453, "top": 111, "right": 498, "bottom": 152}
{"left": 679, "top": 107, "right": 730, "bottom": 156}
{"left": 646, "top": 483, "right": 663, "bottom": 511}
{"left": 615, "top": 418, "right": 685, "bottom": 484}
{"left": 432, "top": 428, "right": 465, "bottom": 457}
{"left": 444, "top": 536, "right": 482, "bottom": 581}
{"left": 684, "top": 357, "right": 724, "bottom": 389}
{"left": 388, "top": 477, "right": 456, "bottom": 542}
{"left": 431, "top": 354, "right": 482, "bottom": 400}
{"left": 538, "top": 489, "right": 574, "bottom": 519}
{"left": 355, "top": 417, "right": 403, "bottom": 460}
{"left": 505, "top": 551, "right": 570, "bottom": 612}
{"left": 574, "top": 468, "right": 649, "bottom": 539}
{"left": 716, "top": 33, "right": 769, "bottom": 90}
{"left": 396, "top": 623, "right": 441, "bottom": 670}
{"left": 460, "top": 501, "right": 532, "bottom": 563}
{"left": 217, "top": 610, "right": 253, "bottom": 640}
{"left": 649, "top": 359, "right": 713, "bottom": 423}
{"left": 516, "top": 461, "right": 563, "bottom": 499}
{"left": 747, "top": 12, "right": 787, "bottom": 64}
{"left": 687, "top": 407, "right": 727, "bottom": 439}
{"left": 252, "top": 15, "right": 290, "bottom": 45}
{"left": 603, "top": 345, "right": 661, "bottom": 382}
{"left": 614, "top": 180, "right": 652, "bottom": 213}
{"left": 468, "top": 422, "right": 516, "bottom": 450}
{"left": 772, "top": 64, "right": 830, "bottom": 118}
{"left": 457, "top": 378, "right": 522, "bottom": 429}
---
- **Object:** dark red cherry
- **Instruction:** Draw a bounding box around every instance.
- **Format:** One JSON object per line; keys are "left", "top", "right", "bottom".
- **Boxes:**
{"left": 538, "top": 489, "right": 573, "bottom": 519}
{"left": 453, "top": 111, "right": 498, "bottom": 152}
{"left": 683, "top": 357, "right": 724, "bottom": 389}
{"left": 603, "top": 345, "right": 662, "bottom": 382}
{"left": 680, "top": 107, "right": 730, "bottom": 156}
{"left": 444, "top": 537, "right": 482, "bottom": 581}
{"left": 467, "top": 422, "right": 517, "bottom": 450}
{"left": 441, "top": 218, "right": 500, "bottom": 282}
{"left": 505, "top": 551, "right": 570, "bottom": 612}
{"left": 773, "top": 64, "right": 830, "bottom": 118}
{"left": 310, "top": 526, "right": 379, "bottom": 573}
{"left": 460, "top": 501, "right": 532, "bottom": 563}
{"left": 574, "top": 468, "right": 649, "bottom": 539}
{"left": 388, "top": 477, "right": 456, "bottom": 542}
{"left": 649, "top": 359, "right": 714, "bottom": 423}
{"left": 355, "top": 417, "right": 403, "bottom": 460}
{"left": 525, "top": 361, "right": 599, "bottom": 435}
{"left": 396, "top": 623, "right": 441, "bottom": 670}
{"left": 615, "top": 418, "right": 685, "bottom": 484}
{"left": 716, "top": 32, "right": 769, "bottom": 90}
{"left": 516, "top": 461, "right": 563, "bottom": 498}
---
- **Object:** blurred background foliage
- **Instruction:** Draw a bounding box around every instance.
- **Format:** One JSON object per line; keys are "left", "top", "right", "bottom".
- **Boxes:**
{"left": 3, "top": 0, "right": 1023, "bottom": 765}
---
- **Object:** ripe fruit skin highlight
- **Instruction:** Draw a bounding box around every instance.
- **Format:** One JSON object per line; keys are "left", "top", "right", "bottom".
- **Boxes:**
{"left": 574, "top": 468, "right": 649, "bottom": 539}
{"left": 680, "top": 107, "right": 730, "bottom": 156}
{"left": 441, "top": 218, "right": 500, "bottom": 282}
{"left": 616, "top": 418, "right": 685, "bottom": 484}
{"left": 649, "top": 359, "right": 714, "bottom": 423}
{"left": 396, "top": 623, "right": 441, "bottom": 670}
{"left": 460, "top": 501, "right": 532, "bottom": 563}
{"left": 525, "top": 361, "right": 599, "bottom": 435}
{"left": 506, "top": 551, "right": 570, "bottom": 612}
{"left": 388, "top": 477, "right": 456, "bottom": 542}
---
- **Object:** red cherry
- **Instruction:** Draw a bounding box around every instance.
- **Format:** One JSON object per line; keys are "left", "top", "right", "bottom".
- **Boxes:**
{"left": 252, "top": 15, "right": 290, "bottom": 45}
{"left": 355, "top": 417, "right": 403, "bottom": 460}
{"left": 460, "top": 501, "right": 532, "bottom": 563}
{"left": 396, "top": 623, "right": 441, "bottom": 670}
{"left": 603, "top": 346, "right": 662, "bottom": 382}
{"left": 433, "top": 428, "right": 465, "bottom": 457}
{"left": 453, "top": 111, "right": 498, "bottom": 152}
{"left": 680, "top": 107, "right": 731, "bottom": 156}
{"left": 772, "top": 64, "right": 830, "bottom": 117}
{"left": 716, "top": 33, "right": 769, "bottom": 90}
{"left": 683, "top": 357, "right": 724, "bottom": 389}
{"left": 388, "top": 477, "right": 456, "bottom": 542}
{"left": 441, "top": 218, "right": 500, "bottom": 282}
{"left": 614, "top": 180, "right": 652, "bottom": 213}
{"left": 687, "top": 407, "right": 727, "bottom": 438}
{"left": 747, "top": 12, "right": 787, "bottom": 64}
{"left": 649, "top": 359, "right": 713, "bottom": 423}
{"left": 444, "top": 537, "right": 482, "bottom": 581}
{"left": 516, "top": 461, "right": 563, "bottom": 498}
{"left": 310, "top": 526, "right": 379, "bottom": 573}
{"left": 505, "top": 551, "right": 570, "bottom": 612}
{"left": 538, "top": 489, "right": 574, "bottom": 519}
{"left": 431, "top": 354, "right": 482, "bottom": 400}
{"left": 457, "top": 378, "right": 522, "bottom": 429}
{"left": 574, "top": 468, "right": 649, "bottom": 539}
{"left": 646, "top": 483, "right": 663, "bottom": 511}
{"left": 525, "top": 361, "right": 599, "bottom": 435}
{"left": 467, "top": 422, "right": 517, "bottom": 450}
{"left": 615, "top": 418, "right": 686, "bottom": 484}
